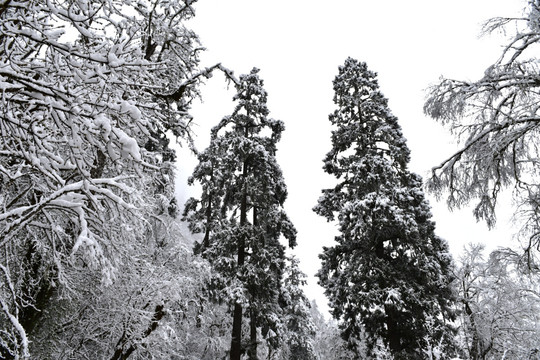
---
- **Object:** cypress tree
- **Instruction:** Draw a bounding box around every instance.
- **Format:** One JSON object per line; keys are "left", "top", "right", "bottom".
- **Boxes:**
{"left": 184, "top": 68, "right": 296, "bottom": 360}
{"left": 315, "top": 58, "right": 456, "bottom": 359}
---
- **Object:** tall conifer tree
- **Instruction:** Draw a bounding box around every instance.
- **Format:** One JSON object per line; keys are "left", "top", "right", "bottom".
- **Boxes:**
{"left": 315, "top": 58, "right": 456, "bottom": 359}
{"left": 281, "top": 256, "right": 317, "bottom": 360}
{"left": 184, "top": 68, "right": 296, "bottom": 360}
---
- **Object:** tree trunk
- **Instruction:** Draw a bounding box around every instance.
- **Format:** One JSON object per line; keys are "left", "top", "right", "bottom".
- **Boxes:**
{"left": 385, "top": 305, "right": 402, "bottom": 356}
{"left": 246, "top": 206, "right": 258, "bottom": 360}
{"left": 19, "top": 241, "right": 54, "bottom": 337}
{"left": 230, "top": 303, "right": 243, "bottom": 360}
{"left": 464, "top": 299, "right": 484, "bottom": 360}
{"left": 203, "top": 192, "right": 212, "bottom": 250}
{"left": 248, "top": 307, "right": 258, "bottom": 360}
{"left": 230, "top": 237, "right": 245, "bottom": 360}
{"left": 230, "top": 161, "right": 248, "bottom": 360}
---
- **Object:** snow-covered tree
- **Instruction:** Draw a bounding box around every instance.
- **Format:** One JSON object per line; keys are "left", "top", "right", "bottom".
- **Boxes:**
{"left": 183, "top": 68, "right": 296, "bottom": 360}
{"left": 424, "top": 1, "right": 540, "bottom": 262}
{"left": 309, "top": 301, "right": 358, "bottom": 360}
{"left": 315, "top": 58, "right": 456, "bottom": 359}
{"left": 0, "top": 0, "right": 235, "bottom": 358}
{"left": 455, "top": 244, "right": 540, "bottom": 360}
{"left": 278, "top": 256, "right": 317, "bottom": 360}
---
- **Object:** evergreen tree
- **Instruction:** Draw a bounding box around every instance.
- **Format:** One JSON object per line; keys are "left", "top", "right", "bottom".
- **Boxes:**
{"left": 183, "top": 68, "right": 296, "bottom": 360}
{"left": 315, "top": 58, "right": 456, "bottom": 359}
{"left": 280, "top": 256, "right": 317, "bottom": 360}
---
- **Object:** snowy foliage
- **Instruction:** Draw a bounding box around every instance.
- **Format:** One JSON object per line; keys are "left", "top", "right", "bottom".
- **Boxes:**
{"left": 454, "top": 244, "right": 540, "bottom": 360}
{"left": 28, "top": 217, "right": 230, "bottom": 359}
{"left": 0, "top": 0, "right": 217, "bottom": 358}
{"left": 424, "top": 0, "right": 540, "bottom": 261}
{"left": 316, "top": 58, "right": 457, "bottom": 359}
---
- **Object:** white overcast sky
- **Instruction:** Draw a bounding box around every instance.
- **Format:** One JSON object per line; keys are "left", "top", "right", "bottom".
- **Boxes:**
{"left": 178, "top": 0, "right": 528, "bottom": 313}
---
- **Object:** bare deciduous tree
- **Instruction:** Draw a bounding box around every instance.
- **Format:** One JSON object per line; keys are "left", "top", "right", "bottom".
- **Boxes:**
{"left": 424, "top": 1, "right": 540, "bottom": 262}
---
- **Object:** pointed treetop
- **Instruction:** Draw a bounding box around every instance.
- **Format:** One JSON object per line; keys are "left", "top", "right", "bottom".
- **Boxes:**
{"left": 325, "top": 57, "right": 411, "bottom": 177}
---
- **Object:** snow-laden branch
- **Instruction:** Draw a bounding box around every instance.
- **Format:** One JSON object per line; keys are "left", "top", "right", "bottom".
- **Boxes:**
{"left": 0, "top": 263, "right": 29, "bottom": 359}
{"left": 0, "top": 177, "right": 136, "bottom": 246}
{"left": 156, "top": 63, "right": 239, "bottom": 101}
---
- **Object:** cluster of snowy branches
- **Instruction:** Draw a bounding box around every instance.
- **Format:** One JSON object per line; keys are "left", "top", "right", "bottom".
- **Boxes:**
{"left": 424, "top": 0, "right": 540, "bottom": 265}
{"left": 422, "top": 1, "right": 540, "bottom": 358}
{"left": 0, "top": 0, "right": 201, "bottom": 274}
{"left": 453, "top": 244, "right": 540, "bottom": 360}
{"left": 0, "top": 0, "right": 233, "bottom": 358}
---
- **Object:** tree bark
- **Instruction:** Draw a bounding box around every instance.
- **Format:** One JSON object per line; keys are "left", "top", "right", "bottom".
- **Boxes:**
{"left": 203, "top": 192, "right": 212, "bottom": 250}
{"left": 464, "top": 299, "right": 484, "bottom": 360}
{"left": 385, "top": 305, "right": 402, "bottom": 356}
{"left": 247, "top": 207, "right": 258, "bottom": 360}
{"left": 230, "top": 303, "right": 243, "bottom": 360}
{"left": 248, "top": 307, "right": 258, "bottom": 360}
{"left": 230, "top": 161, "right": 248, "bottom": 360}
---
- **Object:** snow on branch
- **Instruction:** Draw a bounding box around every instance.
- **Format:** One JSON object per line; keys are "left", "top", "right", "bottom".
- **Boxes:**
{"left": 0, "top": 178, "right": 137, "bottom": 244}
{"left": 0, "top": 0, "right": 208, "bottom": 357}
{"left": 0, "top": 263, "right": 29, "bottom": 359}
{"left": 155, "top": 63, "right": 239, "bottom": 101}
{"left": 424, "top": 1, "right": 540, "bottom": 250}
